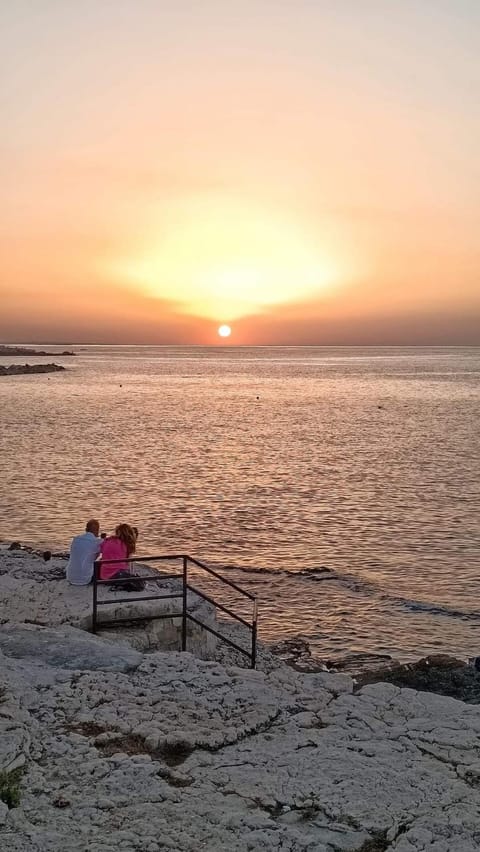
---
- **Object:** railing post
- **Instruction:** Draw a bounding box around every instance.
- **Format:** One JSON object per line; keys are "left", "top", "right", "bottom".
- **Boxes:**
{"left": 92, "top": 560, "right": 99, "bottom": 634}
{"left": 251, "top": 598, "right": 258, "bottom": 669}
{"left": 182, "top": 556, "right": 187, "bottom": 652}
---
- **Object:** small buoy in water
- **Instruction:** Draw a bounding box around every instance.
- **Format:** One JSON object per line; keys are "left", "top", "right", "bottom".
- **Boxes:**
{"left": 120, "top": 384, "right": 123, "bottom": 387}
{"left": 256, "top": 396, "right": 260, "bottom": 400}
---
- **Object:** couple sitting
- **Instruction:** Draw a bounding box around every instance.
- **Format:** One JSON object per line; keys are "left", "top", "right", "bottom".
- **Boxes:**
{"left": 66, "top": 519, "right": 145, "bottom": 590}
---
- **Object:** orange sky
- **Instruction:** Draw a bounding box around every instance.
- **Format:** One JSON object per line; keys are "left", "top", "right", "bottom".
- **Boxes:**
{"left": 1, "top": 1, "right": 479, "bottom": 344}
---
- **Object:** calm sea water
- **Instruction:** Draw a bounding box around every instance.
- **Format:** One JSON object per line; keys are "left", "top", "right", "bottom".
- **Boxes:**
{"left": 1, "top": 345, "right": 479, "bottom": 663}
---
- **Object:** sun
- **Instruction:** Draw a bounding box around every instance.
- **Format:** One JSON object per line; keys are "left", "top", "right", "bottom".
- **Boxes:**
{"left": 218, "top": 324, "right": 232, "bottom": 338}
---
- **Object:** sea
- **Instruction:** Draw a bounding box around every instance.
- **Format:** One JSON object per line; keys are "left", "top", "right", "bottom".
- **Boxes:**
{"left": 1, "top": 345, "right": 479, "bottom": 664}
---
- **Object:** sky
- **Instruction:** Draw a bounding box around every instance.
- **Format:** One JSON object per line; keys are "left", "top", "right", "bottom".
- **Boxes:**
{"left": 1, "top": 0, "right": 479, "bottom": 345}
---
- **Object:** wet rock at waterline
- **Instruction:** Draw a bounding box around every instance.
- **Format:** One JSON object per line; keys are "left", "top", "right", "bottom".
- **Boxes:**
{"left": 0, "top": 363, "right": 66, "bottom": 376}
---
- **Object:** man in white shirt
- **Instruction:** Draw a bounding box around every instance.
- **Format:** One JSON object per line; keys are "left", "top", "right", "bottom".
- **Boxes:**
{"left": 66, "top": 519, "right": 101, "bottom": 585}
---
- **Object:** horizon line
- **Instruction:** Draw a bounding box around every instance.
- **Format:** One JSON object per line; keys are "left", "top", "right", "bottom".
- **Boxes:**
{"left": 3, "top": 341, "right": 480, "bottom": 349}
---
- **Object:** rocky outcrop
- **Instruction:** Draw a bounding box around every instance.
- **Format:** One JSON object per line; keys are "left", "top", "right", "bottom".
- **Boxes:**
{"left": 3, "top": 545, "right": 480, "bottom": 849}
{"left": 269, "top": 638, "right": 395, "bottom": 677}
{"left": 0, "top": 363, "right": 66, "bottom": 376}
{"left": 0, "top": 624, "right": 143, "bottom": 672}
{"left": 268, "top": 637, "right": 329, "bottom": 672}
{"left": 357, "top": 654, "right": 480, "bottom": 704}
{"left": 0, "top": 546, "right": 218, "bottom": 657}
{"left": 0, "top": 345, "right": 75, "bottom": 356}
{"left": 2, "top": 628, "right": 480, "bottom": 850}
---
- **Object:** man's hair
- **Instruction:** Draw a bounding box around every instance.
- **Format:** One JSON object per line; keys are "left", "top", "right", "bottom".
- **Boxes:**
{"left": 86, "top": 519, "right": 100, "bottom": 534}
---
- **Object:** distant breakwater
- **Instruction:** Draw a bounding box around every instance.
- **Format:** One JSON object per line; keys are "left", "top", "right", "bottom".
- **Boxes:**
{"left": 0, "top": 363, "right": 66, "bottom": 377}
{"left": 0, "top": 345, "right": 75, "bottom": 356}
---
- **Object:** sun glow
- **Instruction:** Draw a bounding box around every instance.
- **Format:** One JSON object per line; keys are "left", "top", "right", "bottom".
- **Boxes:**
{"left": 218, "top": 324, "right": 232, "bottom": 338}
{"left": 106, "top": 197, "right": 344, "bottom": 322}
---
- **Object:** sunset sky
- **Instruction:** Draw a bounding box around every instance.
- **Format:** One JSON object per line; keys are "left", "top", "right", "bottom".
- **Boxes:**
{"left": 1, "top": 0, "right": 479, "bottom": 345}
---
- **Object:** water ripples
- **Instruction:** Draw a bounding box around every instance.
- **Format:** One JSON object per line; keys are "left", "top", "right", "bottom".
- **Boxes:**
{"left": 1, "top": 345, "right": 479, "bottom": 661}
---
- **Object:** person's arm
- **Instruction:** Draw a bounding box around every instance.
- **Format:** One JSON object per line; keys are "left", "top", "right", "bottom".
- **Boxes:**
{"left": 91, "top": 540, "right": 102, "bottom": 577}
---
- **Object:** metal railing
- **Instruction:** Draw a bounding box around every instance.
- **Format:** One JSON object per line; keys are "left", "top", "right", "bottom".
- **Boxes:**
{"left": 91, "top": 554, "right": 258, "bottom": 668}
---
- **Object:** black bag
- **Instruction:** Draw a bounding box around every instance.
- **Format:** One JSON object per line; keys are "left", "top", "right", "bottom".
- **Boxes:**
{"left": 123, "top": 575, "right": 146, "bottom": 592}
{"left": 110, "top": 570, "right": 146, "bottom": 592}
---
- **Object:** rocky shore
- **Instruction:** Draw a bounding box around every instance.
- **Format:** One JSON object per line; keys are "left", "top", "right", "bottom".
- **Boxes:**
{"left": 0, "top": 363, "right": 66, "bottom": 377}
{"left": 2, "top": 544, "right": 480, "bottom": 850}
{"left": 267, "top": 637, "right": 480, "bottom": 701}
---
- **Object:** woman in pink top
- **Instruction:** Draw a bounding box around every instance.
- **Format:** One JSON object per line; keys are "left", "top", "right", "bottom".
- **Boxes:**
{"left": 100, "top": 523, "right": 136, "bottom": 580}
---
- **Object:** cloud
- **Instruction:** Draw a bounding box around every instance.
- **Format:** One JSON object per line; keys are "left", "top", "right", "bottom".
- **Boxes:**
{"left": 3, "top": 282, "right": 479, "bottom": 346}
{"left": 232, "top": 292, "right": 480, "bottom": 345}
{"left": 0, "top": 280, "right": 213, "bottom": 344}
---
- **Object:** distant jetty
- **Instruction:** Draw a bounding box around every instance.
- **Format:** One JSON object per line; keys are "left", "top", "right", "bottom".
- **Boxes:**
{"left": 0, "top": 344, "right": 75, "bottom": 357}
{"left": 0, "top": 363, "right": 66, "bottom": 377}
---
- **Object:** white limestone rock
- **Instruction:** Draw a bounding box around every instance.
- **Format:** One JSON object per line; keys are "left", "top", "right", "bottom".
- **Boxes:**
{"left": 0, "top": 623, "right": 143, "bottom": 672}
{"left": 2, "top": 546, "right": 480, "bottom": 851}
{"left": 1, "top": 630, "right": 480, "bottom": 851}
{"left": 0, "top": 666, "right": 35, "bottom": 775}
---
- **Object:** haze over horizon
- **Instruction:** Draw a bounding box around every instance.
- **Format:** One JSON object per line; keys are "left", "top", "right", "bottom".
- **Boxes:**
{"left": 1, "top": 0, "right": 479, "bottom": 346}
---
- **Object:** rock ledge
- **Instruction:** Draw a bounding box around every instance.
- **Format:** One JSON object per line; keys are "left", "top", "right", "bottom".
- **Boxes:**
{"left": 0, "top": 363, "right": 66, "bottom": 376}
